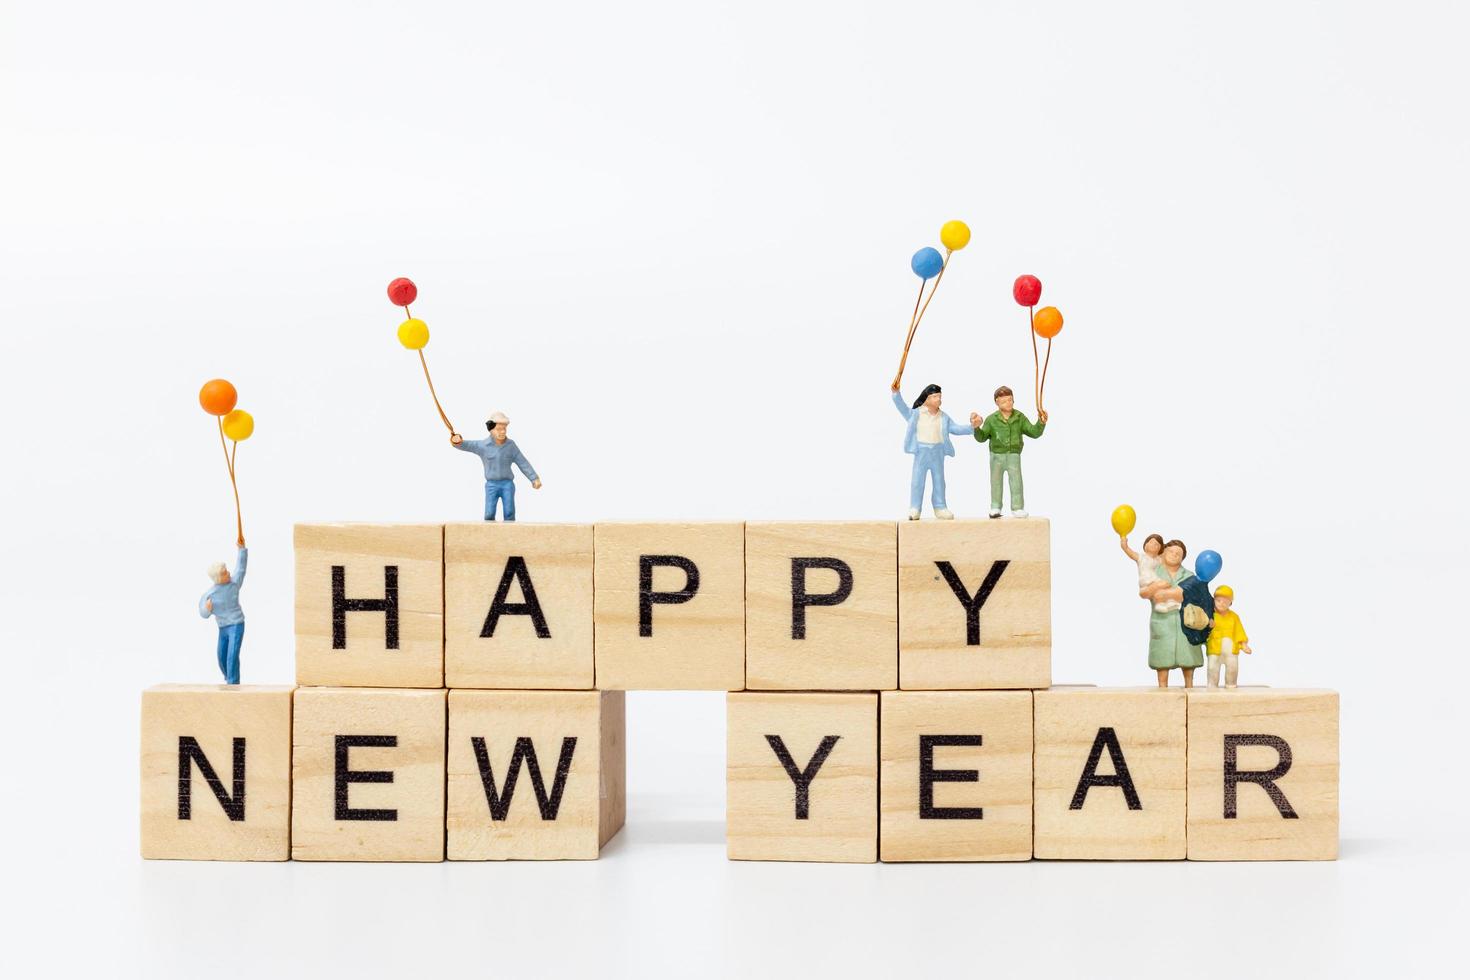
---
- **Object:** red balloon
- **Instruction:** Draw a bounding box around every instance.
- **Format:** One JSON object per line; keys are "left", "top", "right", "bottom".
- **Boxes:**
{"left": 387, "top": 277, "right": 418, "bottom": 307}
{"left": 1013, "top": 275, "right": 1042, "bottom": 307}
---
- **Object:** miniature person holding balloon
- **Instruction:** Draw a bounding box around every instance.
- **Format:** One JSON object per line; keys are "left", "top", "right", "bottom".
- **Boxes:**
{"left": 1142, "top": 539, "right": 1207, "bottom": 688}
{"left": 969, "top": 386, "right": 1046, "bottom": 518}
{"left": 891, "top": 382, "right": 970, "bottom": 520}
{"left": 199, "top": 546, "right": 247, "bottom": 685}
{"left": 452, "top": 411, "right": 541, "bottom": 521}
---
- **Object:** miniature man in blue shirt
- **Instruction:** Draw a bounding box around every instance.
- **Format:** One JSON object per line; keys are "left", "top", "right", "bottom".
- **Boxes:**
{"left": 451, "top": 410, "right": 542, "bottom": 521}
{"left": 199, "top": 545, "right": 247, "bottom": 685}
{"left": 892, "top": 382, "right": 970, "bottom": 520}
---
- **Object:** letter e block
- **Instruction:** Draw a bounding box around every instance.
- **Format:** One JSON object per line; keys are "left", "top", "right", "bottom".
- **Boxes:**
{"left": 291, "top": 687, "right": 446, "bottom": 861}
{"left": 447, "top": 690, "right": 626, "bottom": 860}
{"left": 294, "top": 523, "right": 444, "bottom": 688}
{"left": 727, "top": 692, "right": 878, "bottom": 862}
{"left": 898, "top": 519, "right": 1050, "bottom": 689}
{"left": 1187, "top": 689, "right": 1338, "bottom": 861}
{"left": 140, "top": 684, "right": 293, "bottom": 861}
{"left": 445, "top": 523, "right": 594, "bottom": 689}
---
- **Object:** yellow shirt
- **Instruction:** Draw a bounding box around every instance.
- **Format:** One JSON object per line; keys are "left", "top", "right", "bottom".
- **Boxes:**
{"left": 1206, "top": 610, "right": 1248, "bottom": 655}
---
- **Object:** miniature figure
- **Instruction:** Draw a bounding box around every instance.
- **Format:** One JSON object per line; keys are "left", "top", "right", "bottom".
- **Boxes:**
{"left": 891, "top": 383, "right": 971, "bottom": 520}
{"left": 970, "top": 386, "right": 1046, "bottom": 518}
{"left": 1205, "top": 584, "right": 1251, "bottom": 689}
{"left": 1140, "top": 539, "right": 1206, "bottom": 688}
{"left": 451, "top": 411, "right": 541, "bottom": 521}
{"left": 1120, "top": 532, "right": 1166, "bottom": 595}
{"left": 199, "top": 545, "right": 247, "bottom": 685}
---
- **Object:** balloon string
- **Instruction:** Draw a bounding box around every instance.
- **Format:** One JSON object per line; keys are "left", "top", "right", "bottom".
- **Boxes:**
{"left": 1039, "top": 336, "right": 1053, "bottom": 414}
{"left": 893, "top": 278, "right": 926, "bottom": 388}
{"left": 418, "top": 349, "right": 456, "bottom": 435}
{"left": 1029, "top": 307, "right": 1040, "bottom": 413}
{"left": 893, "top": 250, "right": 952, "bottom": 388}
{"left": 217, "top": 418, "right": 244, "bottom": 546}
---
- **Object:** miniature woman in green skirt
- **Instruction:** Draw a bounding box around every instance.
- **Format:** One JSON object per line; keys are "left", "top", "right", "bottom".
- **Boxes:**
{"left": 1140, "top": 539, "right": 1205, "bottom": 687}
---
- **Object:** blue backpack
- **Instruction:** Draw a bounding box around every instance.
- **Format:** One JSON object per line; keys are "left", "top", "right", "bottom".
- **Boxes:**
{"left": 1179, "top": 573, "right": 1215, "bottom": 647}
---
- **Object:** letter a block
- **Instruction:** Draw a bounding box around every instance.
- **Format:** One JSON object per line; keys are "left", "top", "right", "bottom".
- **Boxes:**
{"left": 593, "top": 522, "right": 745, "bottom": 690}
{"left": 140, "top": 685, "right": 293, "bottom": 861}
{"left": 745, "top": 522, "right": 897, "bottom": 691}
{"left": 1033, "top": 688, "right": 1186, "bottom": 860}
{"left": 898, "top": 519, "right": 1050, "bottom": 690}
{"left": 880, "top": 691, "right": 1033, "bottom": 861}
{"left": 446, "top": 690, "right": 626, "bottom": 860}
{"left": 295, "top": 524, "right": 444, "bottom": 688}
{"left": 445, "top": 523, "right": 594, "bottom": 689}
{"left": 1187, "top": 689, "right": 1339, "bottom": 861}
{"left": 291, "top": 687, "right": 446, "bottom": 862}
{"left": 726, "top": 692, "right": 878, "bottom": 862}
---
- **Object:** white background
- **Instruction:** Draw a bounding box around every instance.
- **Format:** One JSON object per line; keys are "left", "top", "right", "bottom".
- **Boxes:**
{"left": 3, "top": 1, "right": 1466, "bottom": 976}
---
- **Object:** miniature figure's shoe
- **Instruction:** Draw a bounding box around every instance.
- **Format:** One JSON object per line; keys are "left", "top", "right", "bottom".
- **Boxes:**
{"left": 1012, "top": 510, "right": 1028, "bottom": 518}
{"left": 988, "top": 510, "right": 1001, "bottom": 519}
{"left": 908, "top": 508, "right": 921, "bottom": 520}
{"left": 935, "top": 508, "right": 954, "bottom": 520}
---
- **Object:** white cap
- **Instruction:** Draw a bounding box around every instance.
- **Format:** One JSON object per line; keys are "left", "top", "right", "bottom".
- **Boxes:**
{"left": 489, "top": 411, "right": 509, "bottom": 425}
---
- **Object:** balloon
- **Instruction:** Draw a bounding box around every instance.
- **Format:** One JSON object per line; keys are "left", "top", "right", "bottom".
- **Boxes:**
{"left": 939, "top": 220, "right": 971, "bottom": 251}
{"left": 911, "top": 247, "right": 944, "bottom": 280}
{"left": 198, "top": 378, "right": 238, "bottom": 417}
{"left": 222, "top": 409, "right": 254, "bottom": 441}
{"left": 1195, "top": 550, "right": 1223, "bottom": 584}
{"left": 1033, "top": 306, "right": 1064, "bottom": 338}
{"left": 1110, "top": 504, "right": 1137, "bottom": 537}
{"left": 397, "top": 318, "right": 429, "bottom": 350}
{"left": 1013, "top": 274, "right": 1042, "bottom": 307}
{"left": 387, "top": 277, "right": 418, "bottom": 307}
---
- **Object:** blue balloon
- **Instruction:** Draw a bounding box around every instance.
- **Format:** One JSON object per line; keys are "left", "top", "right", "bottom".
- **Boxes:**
{"left": 1195, "top": 550, "right": 1223, "bottom": 584}
{"left": 911, "top": 247, "right": 944, "bottom": 280}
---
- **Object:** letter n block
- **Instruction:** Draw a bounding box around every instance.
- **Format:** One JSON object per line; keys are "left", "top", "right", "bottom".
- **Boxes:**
{"left": 1033, "top": 688, "right": 1186, "bottom": 859}
{"left": 593, "top": 522, "right": 745, "bottom": 690}
{"left": 745, "top": 522, "right": 897, "bottom": 690}
{"left": 140, "top": 685, "right": 293, "bottom": 860}
{"left": 726, "top": 692, "right": 878, "bottom": 862}
{"left": 898, "top": 519, "right": 1050, "bottom": 690}
{"left": 446, "top": 690, "right": 625, "bottom": 860}
{"left": 880, "top": 691, "right": 1032, "bottom": 861}
{"left": 1187, "top": 689, "right": 1339, "bottom": 861}
{"left": 445, "top": 523, "right": 594, "bottom": 689}
{"left": 290, "top": 687, "right": 446, "bottom": 862}
{"left": 294, "top": 523, "right": 444, "bottom": 688}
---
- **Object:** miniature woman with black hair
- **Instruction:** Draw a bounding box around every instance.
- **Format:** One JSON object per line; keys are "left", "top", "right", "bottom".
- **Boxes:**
{"left": 890, "top": 381, "right": 971, "bottom": 520}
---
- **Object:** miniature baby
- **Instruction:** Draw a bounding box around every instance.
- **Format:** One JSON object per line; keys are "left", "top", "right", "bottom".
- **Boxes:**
{"left": 1205, "top": 584, "right": 1251, "bottom": 689}
{"left": 1121, "top": 533, "right": 1176, "bottom": 611}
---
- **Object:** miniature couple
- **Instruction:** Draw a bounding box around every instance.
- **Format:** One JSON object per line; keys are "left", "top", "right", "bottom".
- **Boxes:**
{"left": 891, "top": 382, "right": 1048, "bottom": 520}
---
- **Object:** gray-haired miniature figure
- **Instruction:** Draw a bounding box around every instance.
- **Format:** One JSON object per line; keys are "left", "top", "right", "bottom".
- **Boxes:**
{"left": 891, "top": 382, "right": 971, "bottom": 520}
{"left": 450, "top": 411, "right": 542, "bottom": 521}
{"left": 199, "top": 545, "right": 247, "bottom": 685}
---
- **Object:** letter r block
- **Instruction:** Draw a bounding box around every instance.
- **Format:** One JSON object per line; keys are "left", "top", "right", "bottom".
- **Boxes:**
{"left": 294, "top": 523, "right": 444, "bottom": 688}
{"left": 1187, "top": 689, "right": 1339, "bottom": 860}
{"left": 898, "top": 519, "right": 1051, "bottom": 690}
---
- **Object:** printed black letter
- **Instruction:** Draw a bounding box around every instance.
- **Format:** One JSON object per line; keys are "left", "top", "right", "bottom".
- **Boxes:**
{"left": 177, "top": 736, "right": 246, "bottom": 821}
{"left": 335, "top": 734, "right": 398, "bottom": 821}
{"left": 1069, "top": 727, "right": 1142, "bottom": 810}
{"left": 638, "top": 555, "right": 699, "bottom": 637}
{"left": 481, "top": 556, "right": 551, "bottom": 639}
{"left": 1223, "top": 734, "right": 1298, "bottom": 819}
{"left": 764, "top": 734, "right": 841, "bottom": 819}
{"left": 789, "top": 557, "right": 854, "bottom": 640}
{"left": 471, "top": 736, "right": 579, "bottom": 820}
{"left": 332, "top": 565, "right": 400, "bottom": 649}
{"left": 919, "top": 734, "right": 984, "bottom": 819}
{"left": 934, "top": 560, "right": 1009, "bottom": 646}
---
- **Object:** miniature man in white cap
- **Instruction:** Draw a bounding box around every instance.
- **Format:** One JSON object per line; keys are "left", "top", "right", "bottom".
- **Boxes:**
{"left": 450, "top": 411, "right": 541, "bottom": 521}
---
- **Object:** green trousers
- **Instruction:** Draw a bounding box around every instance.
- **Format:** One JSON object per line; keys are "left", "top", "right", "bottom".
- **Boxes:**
{"left": 989, "top": 452, "right": 1024, "bottom": 511}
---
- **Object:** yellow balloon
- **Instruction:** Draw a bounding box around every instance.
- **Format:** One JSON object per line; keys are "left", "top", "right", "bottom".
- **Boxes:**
{"left": 940, "top": 219, "right": 971, "bottom": 251}
{"left": 397, "top": 318, "right": 429, "bottom": 350}
{"left": 222, "top": 409, "right": 254, "bottom": 442}
{"left": 1110, "top": 504, "right": 1137, "bottom": 537}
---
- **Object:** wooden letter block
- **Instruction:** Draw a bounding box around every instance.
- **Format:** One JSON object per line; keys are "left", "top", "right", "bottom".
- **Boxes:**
{"left": 445, "top": 523, "right": 594, "bottom": 689}
{"left": 295, "top": 523, "right": 444, "bottom": 688}
{"left": 880, "top": 691, "right": 1032, "bottom": 861}
{"left": 1187, "top": 689, "right": 1339, "bottom": 861}
{"left": 593, "top": 522, "right": 745, "bottom": 690}
{"left": 898, "top": 519, "right": 1050, "bottom": 690}
{"left": 1033, "top": 688, "right": 1186, "bottom": 860}
{"left": 447, "top": 690, "right": 625, "bottom": 860}
{"left": 745, "top": 522, "right": 897, "bottom": 691}
{"left": 291, "top": 687, "right": 446, "bottom": 862}
{"left": 727, "top": 692, "right": 877, "bottom": 862}
{"left": 140, "top": 685, "right": 293, "bottom": 861}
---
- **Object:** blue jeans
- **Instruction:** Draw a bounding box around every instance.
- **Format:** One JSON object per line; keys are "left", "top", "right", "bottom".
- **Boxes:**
{"left": 484, "top": 479, "right": 517, "bottom": 521}
{"left": 216, "top": 622, "right": 244, "bottom": 685}
{"left": 909, "top": 444, "right": 948, "bottom": 513}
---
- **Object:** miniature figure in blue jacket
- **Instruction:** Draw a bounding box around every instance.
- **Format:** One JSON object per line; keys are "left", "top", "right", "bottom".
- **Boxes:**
{"left": 451, "top": 411, "right": 542, "bottom": 521}
{"left": 199, "top": 546, "right": 247, "bottom": 685}
{"left": 891, "top": 383, "right": 970, "bottom": 520}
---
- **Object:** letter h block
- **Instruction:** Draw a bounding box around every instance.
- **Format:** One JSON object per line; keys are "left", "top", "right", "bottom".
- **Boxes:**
{"left": 294, "top": 523, "right": 444, "bottom": 688}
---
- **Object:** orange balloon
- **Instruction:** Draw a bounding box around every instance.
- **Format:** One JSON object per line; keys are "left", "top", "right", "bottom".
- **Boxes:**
{"left": 199, "top": 378, "right": 238, "bottom": 416}
{"left": 1033, "top": 306, "right": 1064, "bottom": 339}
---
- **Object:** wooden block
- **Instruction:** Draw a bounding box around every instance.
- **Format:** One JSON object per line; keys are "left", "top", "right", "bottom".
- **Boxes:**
{"left": 1033, "top": 688, "right": 1186, "bottom": 860}
{"left": 445, "top": 523, "right": 594, "bottom": 689}
{"left": 140, "top": 685, "right": 293, "bottom": 861}
{"left": 290, "top": 687, "right": 446, "bottom": 862}
{"left": 898, "top": 518, "right": 1050, "bottom": 690}
{"left": 1187, "top": 689, "right": 1338, "bottom": 861}
{"left": 447, "top": 690, "right": 625, "bottom": 860}
{"left": 294, "top": 523, "right": 444, "bottom": 688}
{"left": 879, "top": 691, "right": 1032, "bottom": 861}
{"left": 745, "top": 522, "right": 897, "bottom": 691}
{"left": 726, "top": 692, "right": 878, "bottom": 863}
{"left": 593, "top": 522, "right": 745, "bottom": 690}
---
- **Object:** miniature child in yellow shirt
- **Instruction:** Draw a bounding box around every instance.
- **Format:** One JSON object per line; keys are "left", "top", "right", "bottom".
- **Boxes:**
{"left": 1206, "top": 585, "right": 1251, "bottom": 689}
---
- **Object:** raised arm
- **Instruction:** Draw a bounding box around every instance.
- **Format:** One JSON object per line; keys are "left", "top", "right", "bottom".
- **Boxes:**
{"left": 1120, "top": 537, "right": 1139, "bottom": 562}
{"left": 453, "top": 438, "right": 479, "bottom": 454}
{"left": 232, "top": 546, "right": 248, "bottom": 586}
{"left": 1022, "top": 414, "right": 1047, "bottom": 438}
{"left": 891, "top": 390, "right": 913, "bottom": 420}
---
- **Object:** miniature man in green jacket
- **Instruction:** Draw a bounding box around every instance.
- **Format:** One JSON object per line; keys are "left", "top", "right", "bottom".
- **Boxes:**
{"left": 970, "top": 385, "right": 1047, "bottom": 518}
